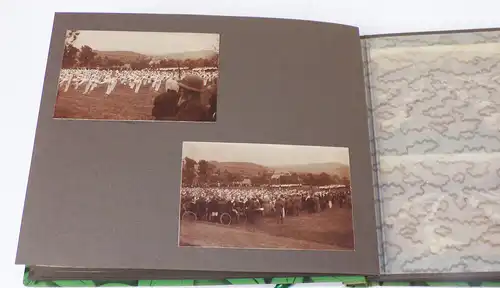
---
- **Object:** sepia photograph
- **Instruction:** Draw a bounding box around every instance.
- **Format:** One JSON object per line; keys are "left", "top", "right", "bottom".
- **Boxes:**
{"left": 54, "top": 30, "right": 219, "bottom": 122}
{"left": 178, "top": 141, "right": 354, "bottom": 251}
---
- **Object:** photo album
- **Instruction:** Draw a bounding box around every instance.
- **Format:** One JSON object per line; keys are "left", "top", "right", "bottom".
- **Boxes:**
{"left": 16, "top": 13, "right": 500, "bottom": 282}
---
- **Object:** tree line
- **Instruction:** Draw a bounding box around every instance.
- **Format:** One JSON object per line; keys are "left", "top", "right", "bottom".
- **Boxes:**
{"left": 62, "top": 30, "right": 219, "bottom": 70}
{"left": 181, "top": 157, "right": 351, "bottom": 187}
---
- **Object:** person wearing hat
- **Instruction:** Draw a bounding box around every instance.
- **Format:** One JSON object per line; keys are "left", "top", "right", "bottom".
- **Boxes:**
{"left": 175, "top": 74, "right": 209, "bottom": 121}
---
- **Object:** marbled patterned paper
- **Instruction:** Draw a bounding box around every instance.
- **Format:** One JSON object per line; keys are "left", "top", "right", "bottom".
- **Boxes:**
{"left": 363, "top": 31, "right": 500, "bottom": 274}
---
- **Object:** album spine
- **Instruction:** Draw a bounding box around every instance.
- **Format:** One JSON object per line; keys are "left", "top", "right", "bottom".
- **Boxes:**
{"left": 360, "top": 38, "right": 387, "bottom": 274}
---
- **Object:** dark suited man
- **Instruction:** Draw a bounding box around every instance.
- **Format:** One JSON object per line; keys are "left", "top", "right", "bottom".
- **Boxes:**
{"left": 176, "top": 74, "right": 209, "bottom": 121}
{"left": 207, "top": 77, "right": 218, "bottom": 121}
{"left": 275, "top": 196, "right": 285, "bottom": 224}
{"left": 151, "top": 79, "right": 180, "bottom": 120}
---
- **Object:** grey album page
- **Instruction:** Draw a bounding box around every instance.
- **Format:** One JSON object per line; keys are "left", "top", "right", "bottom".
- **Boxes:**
{"left": 364, "top": 30, "right": 500, "bottom": 275}
{"left": 16, "top": 13, "right": 378, "bottom": 275}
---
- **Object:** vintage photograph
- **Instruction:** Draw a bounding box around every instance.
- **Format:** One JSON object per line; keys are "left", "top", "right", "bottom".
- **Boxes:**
{"left": 178, "top": 141, "right": 354, "bottom": 251}
{"left": 54, "top": 30, "right": 219, "bottom": 122}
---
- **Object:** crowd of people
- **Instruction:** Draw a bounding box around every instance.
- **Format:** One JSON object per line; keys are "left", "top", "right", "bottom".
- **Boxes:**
{"left": 179, "top": 186, "right": 352, "bottom": 225}
{"left": 57, "top": 67, "right": 219, "bottom": 122}
{"left": 58, "top": 68, "right": 217, "bottom": 96}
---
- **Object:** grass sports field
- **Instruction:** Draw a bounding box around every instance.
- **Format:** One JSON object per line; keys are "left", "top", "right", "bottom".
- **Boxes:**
{"left": 53, "top": 85, "right": 159, "bottom": 121}
{"left": 180, "top": 206, "right": 354, "bottom": 250}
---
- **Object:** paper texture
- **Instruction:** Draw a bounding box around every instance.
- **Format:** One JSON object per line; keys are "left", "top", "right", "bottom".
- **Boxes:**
{"left": 364, "top": 30, "right": 500, "bottom": 274}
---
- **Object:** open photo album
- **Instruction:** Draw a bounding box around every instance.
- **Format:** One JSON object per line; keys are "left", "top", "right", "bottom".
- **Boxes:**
{"left": 16, "top": 13, "right": 500, "bottom": 283}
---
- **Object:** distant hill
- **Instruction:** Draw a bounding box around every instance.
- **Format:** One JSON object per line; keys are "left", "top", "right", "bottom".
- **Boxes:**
{"left": 156, "top": 50, "right": 217, "bottom": 61}
{"left": 204, "top": 161, "right": 350, "bottom": 179}
{"left": 94, "top": 50, "right": 146, "bottom": 61}
{"left": 95, "top": 49, "right": 216, "bottom": 62}
{"left": 208, "top": 161, "right": 270, "bottom": 177}
{"left": 271, "top": 162, "right": 351, "bottom": 178}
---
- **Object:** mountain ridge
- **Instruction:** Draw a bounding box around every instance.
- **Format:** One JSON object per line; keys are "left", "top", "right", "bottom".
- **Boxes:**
{"left": 94, "top": 49, "right": 217, "bottom": 61}
{"left": 192, "top": 159, "right": 350, "bottom": 178}
{"left": 271, "top": 162, "right": 350, "bottom": 178}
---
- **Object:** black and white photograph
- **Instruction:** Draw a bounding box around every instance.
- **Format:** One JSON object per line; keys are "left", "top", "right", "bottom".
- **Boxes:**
{"left": 54, "top": 30, "right": 220, "bottom": 122}
{"left": 179, "top": 141, "right": 354, "bottom": 251}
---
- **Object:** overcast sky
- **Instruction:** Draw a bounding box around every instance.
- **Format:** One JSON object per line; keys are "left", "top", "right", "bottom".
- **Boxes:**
{"left": 71, "top": 30, "right": 219, "bottom": 55}
{"left": 182, "top": 142, "right": 350, "bottom": 167}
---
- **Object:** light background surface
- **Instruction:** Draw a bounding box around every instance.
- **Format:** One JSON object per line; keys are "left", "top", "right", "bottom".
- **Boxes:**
{"left": 2, "top": 0, "right": 500, "bottom": 287}
{"left": 365, "top": 32, "right": 500, "bottom": 274}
